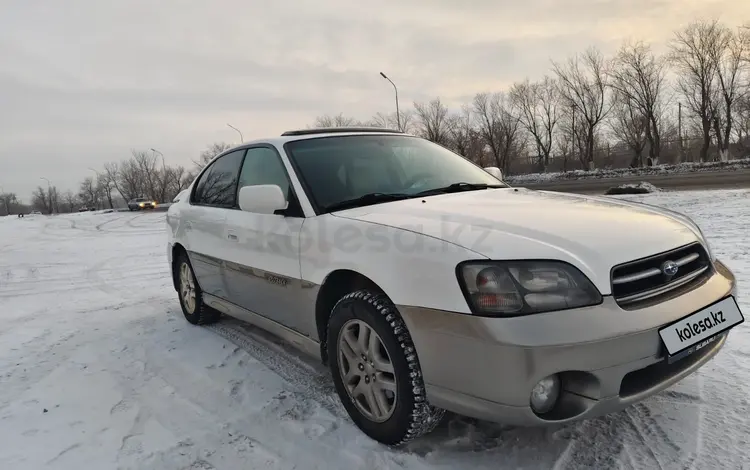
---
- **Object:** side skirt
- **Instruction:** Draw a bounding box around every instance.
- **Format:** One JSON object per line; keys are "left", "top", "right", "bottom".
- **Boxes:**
{"left": 202, "top": 293, "right": 322, "bottom": 361}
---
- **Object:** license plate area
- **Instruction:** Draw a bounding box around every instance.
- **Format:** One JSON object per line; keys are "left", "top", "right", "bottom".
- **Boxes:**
{"left": 659, "top": 295, "right": 744, "bottom": 362}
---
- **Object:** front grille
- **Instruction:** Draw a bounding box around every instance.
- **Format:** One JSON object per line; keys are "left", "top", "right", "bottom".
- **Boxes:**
{"left": 611, "top": 242, "right": 712, "bottom": 308}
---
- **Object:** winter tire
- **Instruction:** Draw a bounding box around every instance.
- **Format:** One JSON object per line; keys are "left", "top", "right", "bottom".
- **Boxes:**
{"left": 327, "top": 289, "right": 445, "bottom": 446}
{"left": 175, "top": 252, "right": 221, "bottom": 325}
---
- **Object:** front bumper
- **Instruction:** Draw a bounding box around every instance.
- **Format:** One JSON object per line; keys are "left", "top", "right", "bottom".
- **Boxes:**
{"left": 398, "top": 260, "right": 737, "bottom": 426}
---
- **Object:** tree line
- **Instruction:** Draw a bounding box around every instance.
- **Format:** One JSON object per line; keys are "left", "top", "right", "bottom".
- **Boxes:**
{"left": 1, "top": 19, "right": 748, "bottom": 216}
{"left": 314, "top": 20, "right": 750, "bottom": 174}
{"left": 0, "top": 143, "right": 231, "bottom": 216}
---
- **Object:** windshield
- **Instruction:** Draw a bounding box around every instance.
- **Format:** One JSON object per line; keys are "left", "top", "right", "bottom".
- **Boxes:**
{"left": 285, "top": 135, "right": 505, "bottom": 212}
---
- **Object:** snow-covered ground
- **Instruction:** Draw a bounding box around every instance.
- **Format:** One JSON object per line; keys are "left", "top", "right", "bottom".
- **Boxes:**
{"left": 1, "top": 190, "right": 749, "bottom": 470}
{"left": 506, "top": 158, "right": 750, "bottom": 184}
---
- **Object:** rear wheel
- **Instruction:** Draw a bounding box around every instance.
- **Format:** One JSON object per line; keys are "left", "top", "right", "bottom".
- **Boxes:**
{"left": 175, "top": 252, "right": 221, "bottom": 325}
{"left": 327, "top": 290, "right": 444, "bottom": 446}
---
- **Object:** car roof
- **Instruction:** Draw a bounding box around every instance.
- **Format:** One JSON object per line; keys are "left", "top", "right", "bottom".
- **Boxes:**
{"left": 218, "top": 128, "right": 415, "bottom": 155}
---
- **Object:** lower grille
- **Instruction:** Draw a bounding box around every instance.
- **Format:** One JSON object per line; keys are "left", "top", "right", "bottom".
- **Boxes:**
{"left": 611, "top": 242, "right": 711, "bottom": 308}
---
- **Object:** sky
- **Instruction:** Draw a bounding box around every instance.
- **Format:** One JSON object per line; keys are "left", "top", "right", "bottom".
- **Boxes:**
{"left": 1, "top": 0, "right": 748, "bottom": 201}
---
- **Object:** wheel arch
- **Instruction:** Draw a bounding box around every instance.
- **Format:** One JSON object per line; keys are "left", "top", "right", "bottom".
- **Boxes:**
{"left": 171, "top": 243, "right": 188, "bottom": 292}
{"left": 315, "top": 269, "right": 386, "bottom": 364}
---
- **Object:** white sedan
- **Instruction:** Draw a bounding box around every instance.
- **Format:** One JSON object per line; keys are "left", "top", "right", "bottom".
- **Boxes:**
{"left": 166, "top": 127, "right": 742, "bottom": 445}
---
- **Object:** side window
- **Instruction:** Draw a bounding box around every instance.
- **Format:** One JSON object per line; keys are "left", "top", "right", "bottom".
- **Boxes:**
{"left": 193, "top": 150, "right": 245, "bottom": 207}
{"left": 237, "top": 147, "right": 291, "bottom": 199}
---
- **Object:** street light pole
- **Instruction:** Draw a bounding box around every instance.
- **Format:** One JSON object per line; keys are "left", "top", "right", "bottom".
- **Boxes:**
{"left": 85, "top": 168, "right": 100, "bottom": 210}
{"left": 379, "top": 72, "right": 401, "bottom": 131}
{"left": 40, "top": 176, "right": 52, "bottom": 214}
{"left": 227, "top": 123, "right": 244, "bottom": 143}
{"left": 150, "top": 148, "right": 166, "bottom": 172}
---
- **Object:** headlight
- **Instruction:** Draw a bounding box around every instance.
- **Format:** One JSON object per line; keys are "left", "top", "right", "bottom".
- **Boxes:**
{"left": 457, "top": 261, "right": 602, "bottom": 316}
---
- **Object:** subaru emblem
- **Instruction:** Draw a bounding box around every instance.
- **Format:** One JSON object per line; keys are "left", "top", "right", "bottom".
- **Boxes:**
{"left": 662, "top": 260, "right": 679, "bottom": 277}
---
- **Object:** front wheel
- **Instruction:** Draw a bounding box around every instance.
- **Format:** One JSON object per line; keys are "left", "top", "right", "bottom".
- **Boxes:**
{"left": 175, "top": 252, "right": 221, "bottom": 325}
{"left": 327, "top": 290, "right": 444, "bottom": 446}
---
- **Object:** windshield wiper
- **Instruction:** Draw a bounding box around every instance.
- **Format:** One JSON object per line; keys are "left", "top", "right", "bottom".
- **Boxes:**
{"left": 414, "top": 182, "right": 505, "bottom": 197}
{"left": 323, "top": 192, "right": 412, "bottom": 212}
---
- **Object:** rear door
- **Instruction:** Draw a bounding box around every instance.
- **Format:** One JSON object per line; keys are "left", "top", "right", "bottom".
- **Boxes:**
{"left": 222, "top": 145, "right": 311, "bottom": 336}
{"left": 183, "top": 149, "right": 246, "bottom": 299}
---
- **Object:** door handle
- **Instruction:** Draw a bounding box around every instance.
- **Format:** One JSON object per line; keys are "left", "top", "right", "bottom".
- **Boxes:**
{"left": 227, "top": 231, "right": 238, "bottom": 241}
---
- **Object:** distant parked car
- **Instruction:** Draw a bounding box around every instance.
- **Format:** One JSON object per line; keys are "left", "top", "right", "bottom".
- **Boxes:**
{"left": 128, "top": 197, "right": 157, "bottom": 211}
{"left": 29, "top": 210, "right": 42, "bottom": 216}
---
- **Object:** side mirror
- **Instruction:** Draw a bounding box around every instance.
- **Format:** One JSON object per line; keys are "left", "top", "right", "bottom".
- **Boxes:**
{"left": 484, "top": 166, "right": 503, "bottom": 181}
{"left": 238, "top": 185, "right": 288, "bottom": 214}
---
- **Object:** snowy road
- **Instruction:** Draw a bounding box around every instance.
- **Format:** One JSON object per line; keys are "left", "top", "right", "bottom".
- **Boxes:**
{"left": 1, "top": 190, "right": 749, "bottom": 470}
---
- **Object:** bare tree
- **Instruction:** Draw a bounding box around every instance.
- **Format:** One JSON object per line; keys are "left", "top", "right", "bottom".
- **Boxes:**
{"left": 735, "top": 94, "right": 750, "bottom": 152}
{"left": 118, "top": 158, "right": 146, "bottom": 201}
{"left": 553, "top": 115, "right": 575, "bottom": 172}
{"left": 194, "top": 142, "right": 232, "bottom": 169}
{"left": 413, "top": 98, "right": 452, "bottom": 145}
{"left": 31, "top": 186, "right": 53, "bottom": 213}
{"left": 102, "top": 162, "right": 127, "bottom": 202}
{"left": 62, "top": 191, "right": 78, "bottom": 212}
{"left": 49, "top": 186, "right": 60, "bottom": 214}
{"left": 370, "top": 110, "right": 416, "bottom": 134}
{"left": 510, "top": 76, "right": 559, "bottom": 171}
{"left": 472, "top": 92, "right": 523, "bottom": 173}
{"left": 669, "top": 20, "right": 722, "bottom": 162}
{"left": 130, "top": 150, "right": 161, "bottom": 201}
{"left": 312, "top": 113, "right": 362, "bottom": 128}
{"left": 610, "top": 92, "right": 649, "bottom": 167}
{"left": 78, "top": 177, "right": 98, "bottom": 207}
{"left": 93, "top": 173, "right": 114, "bottom": 209}
{"left": 160, "top": 166, "right": 192, "bottom": 202}
{"left": 0, "top": 192, "right": 17, "bottom": 216}
{"left": 709, "top": 24, "right": 749, "bottom": 161}
{"left": 609, "top": 41, "right": 668, "bottom": 165}
{"left": 552, "top": 47, "right": 611, "bottom": 169}
{"left": 447, "top": 105, "right": 475, "bottom": 158}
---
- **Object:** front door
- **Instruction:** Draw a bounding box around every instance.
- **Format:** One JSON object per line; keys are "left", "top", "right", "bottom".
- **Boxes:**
{"left": 222, "top": 146, "right": 312, "bottom": 336}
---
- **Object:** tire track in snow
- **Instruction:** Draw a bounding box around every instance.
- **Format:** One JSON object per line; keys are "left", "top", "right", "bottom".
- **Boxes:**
{"left": 107, "top": 308, "right": 363, "bottom": 470}
{"left": 96, "top": 215, "right": 128, "bottom": 231}
{"left": 204, "top": 318, "right": 346, "bottom": 420}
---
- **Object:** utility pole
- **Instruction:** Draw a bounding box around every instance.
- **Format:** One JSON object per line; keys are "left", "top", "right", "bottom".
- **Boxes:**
{"left": 571, "top": 105, "right": 576, "bottom": 167}
{"left": 678, "top": 102, "right": 685, "bottom": 162}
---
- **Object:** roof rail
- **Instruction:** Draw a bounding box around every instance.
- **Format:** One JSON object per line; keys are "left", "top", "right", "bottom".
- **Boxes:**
{"left": 281, "top": 127, "right": 403, "bottom": 136}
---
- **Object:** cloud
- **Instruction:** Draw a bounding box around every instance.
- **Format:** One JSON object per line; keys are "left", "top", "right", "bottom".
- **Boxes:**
{"left": 1, "top": 0, "right": 747, "bottom": 199}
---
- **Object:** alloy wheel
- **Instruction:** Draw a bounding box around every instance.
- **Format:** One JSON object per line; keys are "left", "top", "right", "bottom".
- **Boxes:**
{"left": 337, "top": 319, "right": 398, "bottom": 423}
{"left": 179, "top": 262, "right": 196, "bottom": 314}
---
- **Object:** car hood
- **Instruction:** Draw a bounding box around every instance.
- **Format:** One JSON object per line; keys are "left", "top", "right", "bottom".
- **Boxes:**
{"left": 332, "top": 188, "right": 705, "bottom": 294}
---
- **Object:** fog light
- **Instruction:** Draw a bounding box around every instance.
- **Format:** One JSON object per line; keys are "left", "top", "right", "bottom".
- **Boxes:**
{"left": 530, "top": 374, "right": 560, "bottom": 414}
